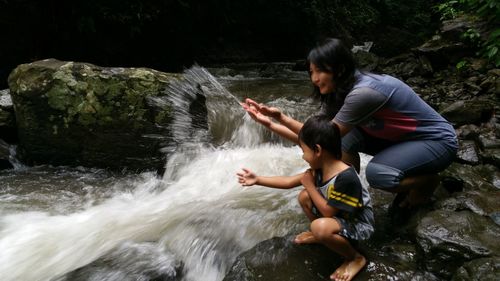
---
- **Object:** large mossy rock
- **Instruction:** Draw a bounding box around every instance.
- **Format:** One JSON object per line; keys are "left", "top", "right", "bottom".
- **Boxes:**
{"left": 8, "top": 59, "right": 200, "bottom": 171}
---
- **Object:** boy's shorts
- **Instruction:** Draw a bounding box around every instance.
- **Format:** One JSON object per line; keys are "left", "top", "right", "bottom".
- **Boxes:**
{"left": 312, "top": 206, "right": 375, "bottom": 241}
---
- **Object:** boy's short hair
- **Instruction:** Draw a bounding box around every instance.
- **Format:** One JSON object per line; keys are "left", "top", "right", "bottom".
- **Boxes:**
{"left": 298, "top": 114, "right": 342, "bottom": 159}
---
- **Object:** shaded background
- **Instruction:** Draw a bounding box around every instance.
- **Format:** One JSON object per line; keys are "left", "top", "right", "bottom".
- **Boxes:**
{"left": 0, "top": 0, "right": 439, "bottom": 88}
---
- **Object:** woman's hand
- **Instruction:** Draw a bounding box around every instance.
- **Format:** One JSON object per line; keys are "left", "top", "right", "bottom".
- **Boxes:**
{"left": 241, "top": 98, "right": 301, "bottom": 144}
{"left": 237, "top": 168, "right": 258, "bottom": 186}
{"left": 241, "top": 98, "right": 283, "bottom": 127}
{"left": 244, "top": 98, "right": 282, "bottom": 119}
{"left": 241, "top": 101, "right": 273, "bottom": 127}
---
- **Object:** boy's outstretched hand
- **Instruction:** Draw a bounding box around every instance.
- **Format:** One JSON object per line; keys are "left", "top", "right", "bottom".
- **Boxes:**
{"left": 237, "top": 168, "right": 257, "bottom": 186}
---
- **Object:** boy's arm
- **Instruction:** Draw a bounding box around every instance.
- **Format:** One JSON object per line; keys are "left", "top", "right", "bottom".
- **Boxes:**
{"left": 256, "top": 173, "right": 303, "bottom": 189}
{"left": 237, "top": 168, "right": 303, "bottom": 189}
{"left": 301, "top": 170, "right": 339, "bottom": 217}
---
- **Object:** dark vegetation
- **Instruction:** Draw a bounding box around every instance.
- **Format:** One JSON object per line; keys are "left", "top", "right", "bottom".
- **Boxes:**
{"left": 0, "top": 0, "right": 442, "bottom": 88}
{"left": 1, "top": 0, "right": 497, "bottom": 89}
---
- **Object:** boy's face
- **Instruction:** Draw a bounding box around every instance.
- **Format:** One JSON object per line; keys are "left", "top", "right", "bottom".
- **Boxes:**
{"left": 299, "top": 141, "right": 321, "bottom": 169}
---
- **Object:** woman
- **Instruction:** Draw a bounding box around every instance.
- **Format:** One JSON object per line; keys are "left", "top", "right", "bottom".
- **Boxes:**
{"left": 241, "top": 38, "right": 458, "bottom": 212}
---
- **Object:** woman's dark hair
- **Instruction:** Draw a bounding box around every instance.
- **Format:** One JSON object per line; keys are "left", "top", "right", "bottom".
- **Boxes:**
{"left": 298, "top": 114, "right": 342, "bottom": 159}
{"left": 307, "top": 38, "right": 357, "bottom": 118}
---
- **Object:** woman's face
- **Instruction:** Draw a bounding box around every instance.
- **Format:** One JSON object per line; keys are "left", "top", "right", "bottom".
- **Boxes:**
{"left": 309, "top": 63, "right": 335, "bottom": 94}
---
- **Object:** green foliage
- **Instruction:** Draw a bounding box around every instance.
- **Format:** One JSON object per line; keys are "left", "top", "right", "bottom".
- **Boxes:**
{"left": 456, "top": 59, "right": 469, "bottom": 70}
{"left": 435, "top": 0, "right": 460, "bottom": 20}
{"left": 482, "top": 28, "right": 500, "bottom": 66}
{"left": 434, "top": 0, "right": 500, "bottom": 67}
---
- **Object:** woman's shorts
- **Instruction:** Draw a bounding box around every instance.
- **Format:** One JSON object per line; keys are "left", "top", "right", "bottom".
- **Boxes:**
{"left": 342, "top": 128, "right": 458, "bottom": 190}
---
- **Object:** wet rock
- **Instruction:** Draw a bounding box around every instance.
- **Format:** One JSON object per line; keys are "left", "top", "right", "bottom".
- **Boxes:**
{"left": 480, "top": 148, "right": 500, "bottom": 167}
{"left": 65, "top": 241, "right": 183, "bottom": 281}
{"left": 440, "top": 163, "right": 498, "bottom": 192}
{"left": 455, "top": 140, "right": 480, "bottom": 165}
{"left": 414, "top": 35, "right": 473, "bottom": 70}
{"left": 452, "top": 257, "right": 500, "bottom": 281}
{"left": 378, "top": 53, "right": 432, "bottom": 80}
{"left": 455, "top": 124, "right": 480, "bottom": 140}
{"left": 439, "top": 99, "right": 494, "bottom": 127}
{"left": 0, "top": 89, "right": 17, "bottom": 143}
{"left": 0, "top": 138, "right": 13, "bottom": 170}
{"left": 223, "top": 235, "right": 442, "bottom": 281}
{"left": 7, "top": 59, "right": 200, "bottom": 171}
{"left": 223, "top": 235, "right": 343, "bottom": 281}
{"left": 363, "top": 262, "right": 440, "bottom": 281}
{"left": 478, "top": 135, "right": 500, "bottom": 149}
{"left": 416, "top": 210, "right": 500, "bottom": 278}
{"left": 353, "top": 50, "right": 380, "bottom": 72}
{"left": 435, "top": 189, "right": 500, "bottom": 216}
{"left": 440, "top": 16, "right": 485, "bottom": 43}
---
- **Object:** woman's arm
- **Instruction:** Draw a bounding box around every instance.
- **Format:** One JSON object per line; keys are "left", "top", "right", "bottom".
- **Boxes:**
{"left": 237, "top": 168, "right": 303, "bottom": 189}
{"left": 242, "top": 98, "right": 303, "bottom": 144}
{"left": 301, "top": 170, "right": 338, "bottom": 217}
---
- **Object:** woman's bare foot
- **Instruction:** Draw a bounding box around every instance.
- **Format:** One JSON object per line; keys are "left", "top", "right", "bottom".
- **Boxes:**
{"left": 330, "top": 255, "right": 366, "bottom": 281}
{"left": 293, "top": 231, "right": 317, "bottom": 244}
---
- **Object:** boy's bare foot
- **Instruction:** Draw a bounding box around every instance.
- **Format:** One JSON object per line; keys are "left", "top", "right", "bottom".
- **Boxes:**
{"left": 330, "top": 255, "right": 366, "bottom": 281}
{"left": 330, "top": 261, "right": 348, "bottom": 281}
{"left": 293, "top": 231, "right": 317, "bottom": 244}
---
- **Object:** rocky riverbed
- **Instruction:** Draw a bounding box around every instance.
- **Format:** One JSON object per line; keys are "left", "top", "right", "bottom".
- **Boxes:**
{"left": 0, "top": 17, "right": 498, "bottom": 281}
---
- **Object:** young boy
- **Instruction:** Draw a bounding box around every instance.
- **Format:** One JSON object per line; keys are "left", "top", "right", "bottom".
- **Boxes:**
{"left": 237, "top": 115, "right": 374, "bottom": 281}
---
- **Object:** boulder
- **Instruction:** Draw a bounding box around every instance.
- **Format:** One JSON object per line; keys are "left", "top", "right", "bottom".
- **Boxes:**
{"left": 440, "top": 99, "right": 494, "bottom": 127}
{"left": 223, "top": 235, "right": 343, "bottom": 281}
{"left": 223, "top": 235, "right": 441, "bottom": 281}
{"left": 7, "top": 59, "right": 206, "bottom": 171}
{"left": 416, "top": 210, "right": 500, "bottom": 278}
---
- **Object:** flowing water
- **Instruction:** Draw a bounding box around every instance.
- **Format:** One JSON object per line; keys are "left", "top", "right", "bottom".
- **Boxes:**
{"left": 0, "top": 65, "right": 375, "bottom": 281}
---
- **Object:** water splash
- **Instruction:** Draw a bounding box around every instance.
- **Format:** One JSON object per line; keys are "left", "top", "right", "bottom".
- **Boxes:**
{"left": 0, "top": 66, "right": 323, "bottom": 281}
{"left": 0, "top": 145, "right": 307, "bottom": 281}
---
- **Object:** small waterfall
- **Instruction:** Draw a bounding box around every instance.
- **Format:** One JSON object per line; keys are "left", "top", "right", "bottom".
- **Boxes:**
{"left": 0, "top": 66, "right": 374, "bottom": 281}
{"left": 0, "top": 66, "right": 312, "bottom": 281}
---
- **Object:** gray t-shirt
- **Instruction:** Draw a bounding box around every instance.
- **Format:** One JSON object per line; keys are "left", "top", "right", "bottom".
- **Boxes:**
{"left": 332, "top": 72, "right": 457, "bottom": 145}
{"left": 315, "top": 166, "right": 371, "bottom": 215}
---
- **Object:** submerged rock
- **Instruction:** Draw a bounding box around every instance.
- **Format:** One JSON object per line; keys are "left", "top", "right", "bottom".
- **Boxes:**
{"left": 7, "top": 59, "right": 206, "bottom": 171}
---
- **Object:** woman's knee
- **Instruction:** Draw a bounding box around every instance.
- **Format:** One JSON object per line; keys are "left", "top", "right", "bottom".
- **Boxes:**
{"left": 365, "top": 162, "right": 404, "bottom": 190}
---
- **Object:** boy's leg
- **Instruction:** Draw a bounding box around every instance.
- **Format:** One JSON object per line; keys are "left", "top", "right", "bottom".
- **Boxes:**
{"left": 297, "top": 189, "right": 316, "bottom": 221}
{"left": 310, "top": 218, "right": 366, "bottom": 281}
{"left": 295, "top": 189, "right": 318, "bottom": 244}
